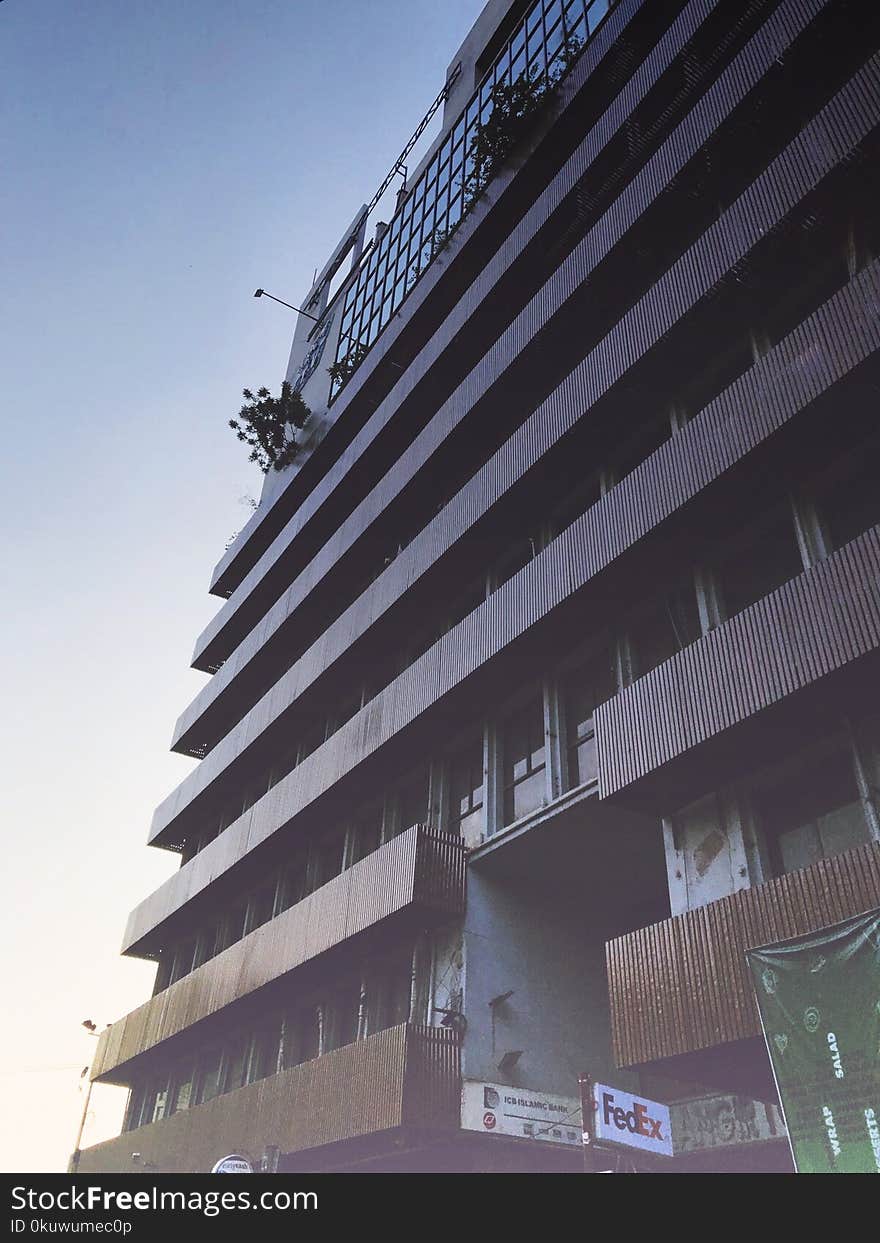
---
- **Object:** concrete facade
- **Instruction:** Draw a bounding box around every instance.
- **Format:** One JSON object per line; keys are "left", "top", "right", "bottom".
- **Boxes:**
{"left": 78, "top": 0, "right": 880, "bottom": 1175}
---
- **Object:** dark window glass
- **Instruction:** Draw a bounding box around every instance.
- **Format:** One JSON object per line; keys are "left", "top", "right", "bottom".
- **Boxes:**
{"left": 446, "top": 577, "right": 486, "bottom": 632}
{"left": 124, "top": 1085, "right": 146, "bottom": 1132}
{"left": 221, "top": 901, "right": 248, "bottom": 950}
{"left": 366, "top": 950, "right": 413, "bottom": 1034}
{"left": 349, "top": 805, "right": 383, "bottom": 865}
{"left": 281, "top": 1007, "right": 320, "bottom": 1070}
{"left": 169, "top": 940, "right": 195, "bottom": 986}
{"left": 298, "top": 719, "right": 327, "bottom": 764}
{"left": 627, "top": 577, "right": 700, "bottom": 682}
{"left": 611, "top": 414, "right": 673, "bottom": 485}
{"left": 245, "top": 881, "right": 276, "bottom": 934}
{"left": 753, "top": 745, "right": 868, "bottom": 877}
{"left": 325, "top": 981, "right": 361, "bottom": 1053}
{"left": 196, "top": 1050, "right": 222, "bottom": 1105}
{"left": 246, "top": 1020, "right": 280, "bottom": 1084}
{"left": 716, "top": 503, "right": 803, "bottom": 621}
{"left": 396, "top": 769, "right": 429, "bottom": 836}
{"left": 222, "top": 1034, "right": 249, "bottom": 1094}
{"left": 551, "top": 469, "right": 602, "bottom": 537}
{"left": 817, "top": 439, "right": 880, "bottom": 554}
{"left": 170, "top": 1067, "right": 195, "bottom": 1114}
{"left": 450, "top": 738, "right": 484, "bottom": 838}
{"left": 502, "top": 699, "right": 546, "bottom": 825}
{"left": 276, "top": 850, "right": 309, "bottom": 913}
{"left": 493, "top": 537, "right": 537, "bottom": 590}
{"left": 565, "top": 647, "right": 616, "bottom": 788}
{"left": 192, "top": 926, "right": 217, "bottom": 970}
{"left": 313, "top": 828, "right": 346, "bottom": 888}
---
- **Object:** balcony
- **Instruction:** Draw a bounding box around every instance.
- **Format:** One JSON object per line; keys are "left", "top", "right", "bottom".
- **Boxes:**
{"left": 77, "top": 1023, "right": 460, "bottom": 1174}
{"left": 595, "top": 528, "right": 880, "bottom": 810}
{"left": 606, "top": 841, "right": 880, "bottom": 1070}
{"left": 95, "top": 825, "right": 465, "bottom": 1083}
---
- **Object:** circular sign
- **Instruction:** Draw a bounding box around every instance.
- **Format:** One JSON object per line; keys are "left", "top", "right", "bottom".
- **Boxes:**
{"left": 483, "top": 1112, "right": 497, "bottom": 1130}
{"left": 211, "top": 1153, "right": 254, "bottom": 1174}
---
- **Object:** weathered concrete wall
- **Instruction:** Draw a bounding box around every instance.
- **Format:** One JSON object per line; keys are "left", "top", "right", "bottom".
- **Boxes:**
{"left": 459, "top": 868, "right": 633, "bottom": 1098}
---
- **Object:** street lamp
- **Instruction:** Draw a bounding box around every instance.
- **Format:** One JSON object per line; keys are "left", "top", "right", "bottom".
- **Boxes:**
{"left": 68, "top": 1020, "right": 103, "bottom": 1175}
{"left": 253, "top": 287, "right": 366, "bottom": 355}
{"left": 253, "top": 288, "right": 323, "bottom": 324}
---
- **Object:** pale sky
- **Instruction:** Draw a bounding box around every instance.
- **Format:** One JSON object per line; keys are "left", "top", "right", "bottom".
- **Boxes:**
{"left": 0, "top": 0, "right": 481, "bottom": 1174}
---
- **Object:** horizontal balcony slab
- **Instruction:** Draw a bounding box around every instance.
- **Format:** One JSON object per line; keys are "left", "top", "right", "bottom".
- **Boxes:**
{"left": 204, "top": 0, "right": 648, "bottom": 605}
{"left": 106, "top": 826, "right": 464, "bottom": 1073}
{"left": 177, "top": 0, "right": 722, "bottom": 730}
{"left": 606, "top": 840, "right": 880, "bottom": 1068}
{"left": 152, "top": 60, "right": 880, "bottom": 849}
{"left": 78, "top": 1023, "right": 460, "bottom": 1174}
{"left": 183, "top": 0, "right": 830, "bottom": 727}
{"left": 595, "top": 526, "right": 880, "bottom": 807}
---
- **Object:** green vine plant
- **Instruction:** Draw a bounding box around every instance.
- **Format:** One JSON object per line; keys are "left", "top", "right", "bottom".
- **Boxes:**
{"left": 228, "top": 381, "right": 311, "bottom": 473}
{"left": 424, "top": 36, "right": 584, "bottom": 264}
{"left": 326, "top": 341, "right": 369, "bottom": 390}
{"left": 330, "top": 35, "right": 585, "bottom": 395}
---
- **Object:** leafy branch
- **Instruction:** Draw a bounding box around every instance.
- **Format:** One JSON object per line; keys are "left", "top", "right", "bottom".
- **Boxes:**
{"left": 327, "top": 342, "right": 369, "bottom": 390}
{"left": 228, "top": 381, "right": 311, "bottom": 473}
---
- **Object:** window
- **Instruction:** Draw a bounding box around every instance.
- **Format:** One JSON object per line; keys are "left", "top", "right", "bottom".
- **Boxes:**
{"left": 168, "top": 940, "right": 195, "bottom": 986}
{"left": 715, "top": 502, "right": 803, "bottom": 621}
{"left": 192, "top": 926, "right": 217, "bottom": 970}
{"left": 502, "top": 698, "right": 547, "bottom": 825}
{"left": 297, "top": 718, "right": 328, "bottom": 765}
{"left": 445, "top": 576, "right": 487, "bottom": 633}
{"left": 815, "top": 435, "right": 880, "bottom": 555}
{"left": 349, "top": 805, "right": 383, "bottom": 865}
{"left": 195, "top": 1049, "right": 223, "bottom": 1105}
{"left": 450, "top": 738, "right": 484, "bottom": 839}
{"left": 626, "top": 577, "right": 700, "bottom": 682}
{"left": 324, "top": 980, "right": 362, "bottom": 1053}
{"left": 246, "top": 1019, "right": 281, "bottom": 1084}
{"left": 752, "top": 743, "right": 869, "bottom": 876}
{"left": 365, "top": 950, "right": 413, "bottom": 1034}
{"left": 170, "top": 1066, "right": 195, "bottom": 1114}
{"left": 550, "top": 469, "right": 602, "bottom": 538}
{"left": 493, "top": 536, "right": 538, "bottom": 591}
{"left": 245, "top": 880, "right": 276, "bottom": 935}
{"left": 148, "top": 1080, "right": 169, "bottom": 1124}
{"left": 313, "top": 827, "right": 347, "bottom": 888}
{"left": 281, "top": 1006, "right": 320, "bottom": 1070}
{"left": 222, "top": 1034, "right": 250, "bottom": 1095}
{"left": 395, "top": 768, "right": 429, "bottom": 837}
{"left": 609, "top": 413, "right": 673, "bottom": 486}
{"left": 125, "top": 1085, "right": 146, "bottom": 1132}
{"left": 276, "top": 849, "right": 309, "bottom": 914}
{"left": 220, "top": 900, "right": 248, "bottom": 951}
{"left": 565, "top": 646, "right": 616, "bottom": 788}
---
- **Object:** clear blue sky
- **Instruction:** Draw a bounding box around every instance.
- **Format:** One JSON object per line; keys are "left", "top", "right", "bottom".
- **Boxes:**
{"left": 0, "top": 0, "right": 481, "bottom": 1172}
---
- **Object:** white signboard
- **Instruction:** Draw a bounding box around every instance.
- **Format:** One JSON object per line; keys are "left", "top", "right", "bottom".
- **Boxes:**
{"left": 671, "top": 1094, "right": 786, "bottom": 1154}
{"left": 211, "top": 1153, "right": 253, "bottom": 1174}
{"left": 462, "top": 1081, "right": 582, "bottom": 1146}
{"left": 591, "top": 1083, "right": 673, "bottom": 1158}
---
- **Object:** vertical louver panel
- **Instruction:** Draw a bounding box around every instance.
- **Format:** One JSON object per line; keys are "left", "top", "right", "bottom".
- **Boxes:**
{"left": 606, "top": 842, "right": 880, "bottom": 1065}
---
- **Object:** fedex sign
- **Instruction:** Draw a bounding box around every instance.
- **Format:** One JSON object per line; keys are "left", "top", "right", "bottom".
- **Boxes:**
{"left": 592, "top": 1083, "right": 673, "bottom": 1157}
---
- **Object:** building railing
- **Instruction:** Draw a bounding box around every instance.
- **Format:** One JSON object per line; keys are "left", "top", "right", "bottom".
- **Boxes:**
{"left": 95, "top": 825, "right": 465, "bottom": 1082}
{"left": 606, "top": 841, "right": 880, "bottom": 1067}
{"left": 328, "top": 0, "right": 617, "bottom": 398}
{"left": 595, "top": 527, "right": 880, "bottom": 802}
{"left": 77, "top": 1023, "right": 461, "bottom": 1174}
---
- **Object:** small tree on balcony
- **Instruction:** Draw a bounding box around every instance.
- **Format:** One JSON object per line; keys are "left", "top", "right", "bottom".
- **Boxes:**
{"left": 228, "top": 382, "right": 311, "bottom": 473}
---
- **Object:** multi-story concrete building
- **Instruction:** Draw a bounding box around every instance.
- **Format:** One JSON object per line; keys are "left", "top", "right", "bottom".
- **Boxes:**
{"left": 77, "top": 0, "right": 880, "bottom": 1174}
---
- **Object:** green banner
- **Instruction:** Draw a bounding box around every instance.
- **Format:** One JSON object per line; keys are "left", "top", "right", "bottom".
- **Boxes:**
{"left": 747, "top": 906, "right": 880, "bottom": 1173}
